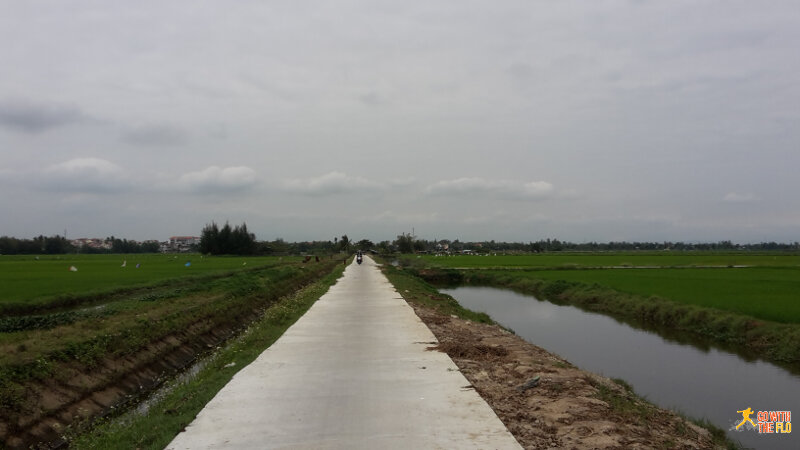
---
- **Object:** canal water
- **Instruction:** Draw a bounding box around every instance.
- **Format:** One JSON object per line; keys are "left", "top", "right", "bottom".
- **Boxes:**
{"left": 440, "top": 286, "right": 799, "bottom": 450}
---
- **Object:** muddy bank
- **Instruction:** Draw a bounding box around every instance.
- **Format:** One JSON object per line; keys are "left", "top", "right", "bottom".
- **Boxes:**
{"left": 411, "top": 303, "right": 728, "bottom": 449}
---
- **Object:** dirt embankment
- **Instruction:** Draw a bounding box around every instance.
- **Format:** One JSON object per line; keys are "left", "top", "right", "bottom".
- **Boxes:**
{"left": 3, "top": 318, "right": 243, "bottom": 449}
{"left": 412, "top": 304, "right": 725, "bottom": 449}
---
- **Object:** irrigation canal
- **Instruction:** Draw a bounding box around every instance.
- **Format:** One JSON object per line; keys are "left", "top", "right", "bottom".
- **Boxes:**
{"left": 440, "top": 286, "right": 799, "bottom": 450}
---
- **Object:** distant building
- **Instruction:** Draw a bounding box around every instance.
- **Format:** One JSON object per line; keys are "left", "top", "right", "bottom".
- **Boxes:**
{"left": 71, "top": 238, "right": 111, "bottom": 250}
{"left": 166, "top": 236, "right": 200, "bottom": 252}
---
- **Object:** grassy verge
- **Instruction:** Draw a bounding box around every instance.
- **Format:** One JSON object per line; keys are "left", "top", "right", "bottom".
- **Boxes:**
{"left": 66, "top": 262, "right": 346, "bottom": 449}
{"left": 378, "top": 261, "right": 494, "bottom": 324}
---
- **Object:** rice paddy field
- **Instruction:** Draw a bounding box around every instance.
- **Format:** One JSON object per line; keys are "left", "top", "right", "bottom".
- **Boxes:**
{"left": 420, "top": 252, "right": 800, "bottom": 269}
{"left": 0, "top": 253, "right": 297, "bottom": 311}
{"left": 418, "top": 252, "right": 800, "bottom": 324}
{"left": 0, "top": 253, "right": 340, "bottom": 448}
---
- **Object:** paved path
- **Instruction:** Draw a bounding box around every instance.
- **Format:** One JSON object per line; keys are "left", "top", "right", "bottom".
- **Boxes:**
{"left": 167, "top": 256, "right": 521, "bottom": 449}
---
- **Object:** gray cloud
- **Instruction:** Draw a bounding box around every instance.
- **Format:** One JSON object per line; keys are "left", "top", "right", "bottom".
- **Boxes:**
{"left": 0, "top": 99, "right": 88, "bottom": 133}
{"left": 366, "top": 210, "right": 440, "bottom": 224}
{"left": 425, "top": 178, "right": 555, "bottom": 200}
{"left": 40, "top": 158, "right": 130, "bottom": 193}
{"left": 122, "top": 124, "right": 187, "bottom": 146}
{"left": 281, "top": 172, "right": 386, "bottom": 196}
{"left": 177, "top": 166, "right": 258, "bottom": 194}
{"left": 358, "top": 92, "right": 389, "bottom": 106}
{"left": 387, "top": 177, "right": 417, "bottom": 188}
{"left": 723, "top": 192, "right": 759, "bottom": 203}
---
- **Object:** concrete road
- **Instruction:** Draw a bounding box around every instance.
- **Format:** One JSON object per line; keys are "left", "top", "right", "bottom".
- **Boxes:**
{"left": 167, "top": 256, "right": 521, "bottom": 449}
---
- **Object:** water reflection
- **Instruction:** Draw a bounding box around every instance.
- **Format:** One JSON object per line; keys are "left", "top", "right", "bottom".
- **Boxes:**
{"left": 441, "top": 286, "right": 800, "bottom": 450}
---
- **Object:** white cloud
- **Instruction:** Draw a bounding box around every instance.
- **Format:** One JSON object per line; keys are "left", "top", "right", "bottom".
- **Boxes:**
{"left": 41, "top": 158, "right": 128, "bottom": 193}
{"left": 723, "top": 192, "right": 759, "bottom": 203}
{"left": 425, "top": 177, "right": 554, "bottom": 200}
{"left": 178, "top": 166, "right": 257, "bottom": 194}
{"left": 281, "top": 172, "right": 384, "bottom": 196}
{"left": 49, "top": 158, "right": 121, "bottom": 174}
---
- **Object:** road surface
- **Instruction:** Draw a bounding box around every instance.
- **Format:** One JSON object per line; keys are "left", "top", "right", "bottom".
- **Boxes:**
{"left": 167, "top": 256, "right": 521, "bottom": 449}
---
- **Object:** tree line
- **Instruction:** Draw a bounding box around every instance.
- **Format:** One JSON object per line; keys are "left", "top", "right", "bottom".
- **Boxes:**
{"left": 0, "top": 235, "right": 158, "bottom": 255}
{"left": 387, "top": 237, "right": 800, "bottom": 254}
{"left": 2, "top": 230, "right": 797, "bottom": 256}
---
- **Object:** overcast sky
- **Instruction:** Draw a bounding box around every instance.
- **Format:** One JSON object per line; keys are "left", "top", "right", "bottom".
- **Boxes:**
{"left": 1, "top": 0, "right": 798, "bottom": 244}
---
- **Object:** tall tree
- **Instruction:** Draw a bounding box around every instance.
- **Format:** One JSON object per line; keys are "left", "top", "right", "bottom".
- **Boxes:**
{"left": 200, "top": 221, "right": 257, "bottom": 255}
{"left": 339, "top": 235, "right": 350, "bottom": 252}
{"left": 356, "top": 239, "right": 374, "bottom": 251}
{"left": 200, "top": 222, "right": 220, "bottom": 255}
{"left": 395, "top": 233, "right": 413, "bottom": 254}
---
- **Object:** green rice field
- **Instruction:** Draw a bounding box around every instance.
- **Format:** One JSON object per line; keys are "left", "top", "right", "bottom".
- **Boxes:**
{"left": 0, "top": 254, "right": 297, "bottom": 310}
{"left": 417, "top": 252, "right": 800, "bottom": 324}
{"left": 486, "top": 267, "right": 800, "bottom": 324}
{"left": 421, "top": 252, "right": 800, "bottom": 269}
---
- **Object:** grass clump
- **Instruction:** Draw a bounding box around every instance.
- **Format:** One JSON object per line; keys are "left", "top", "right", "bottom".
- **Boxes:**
{"left": 592, "top": 378, "right": 655, "bottom": 426}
